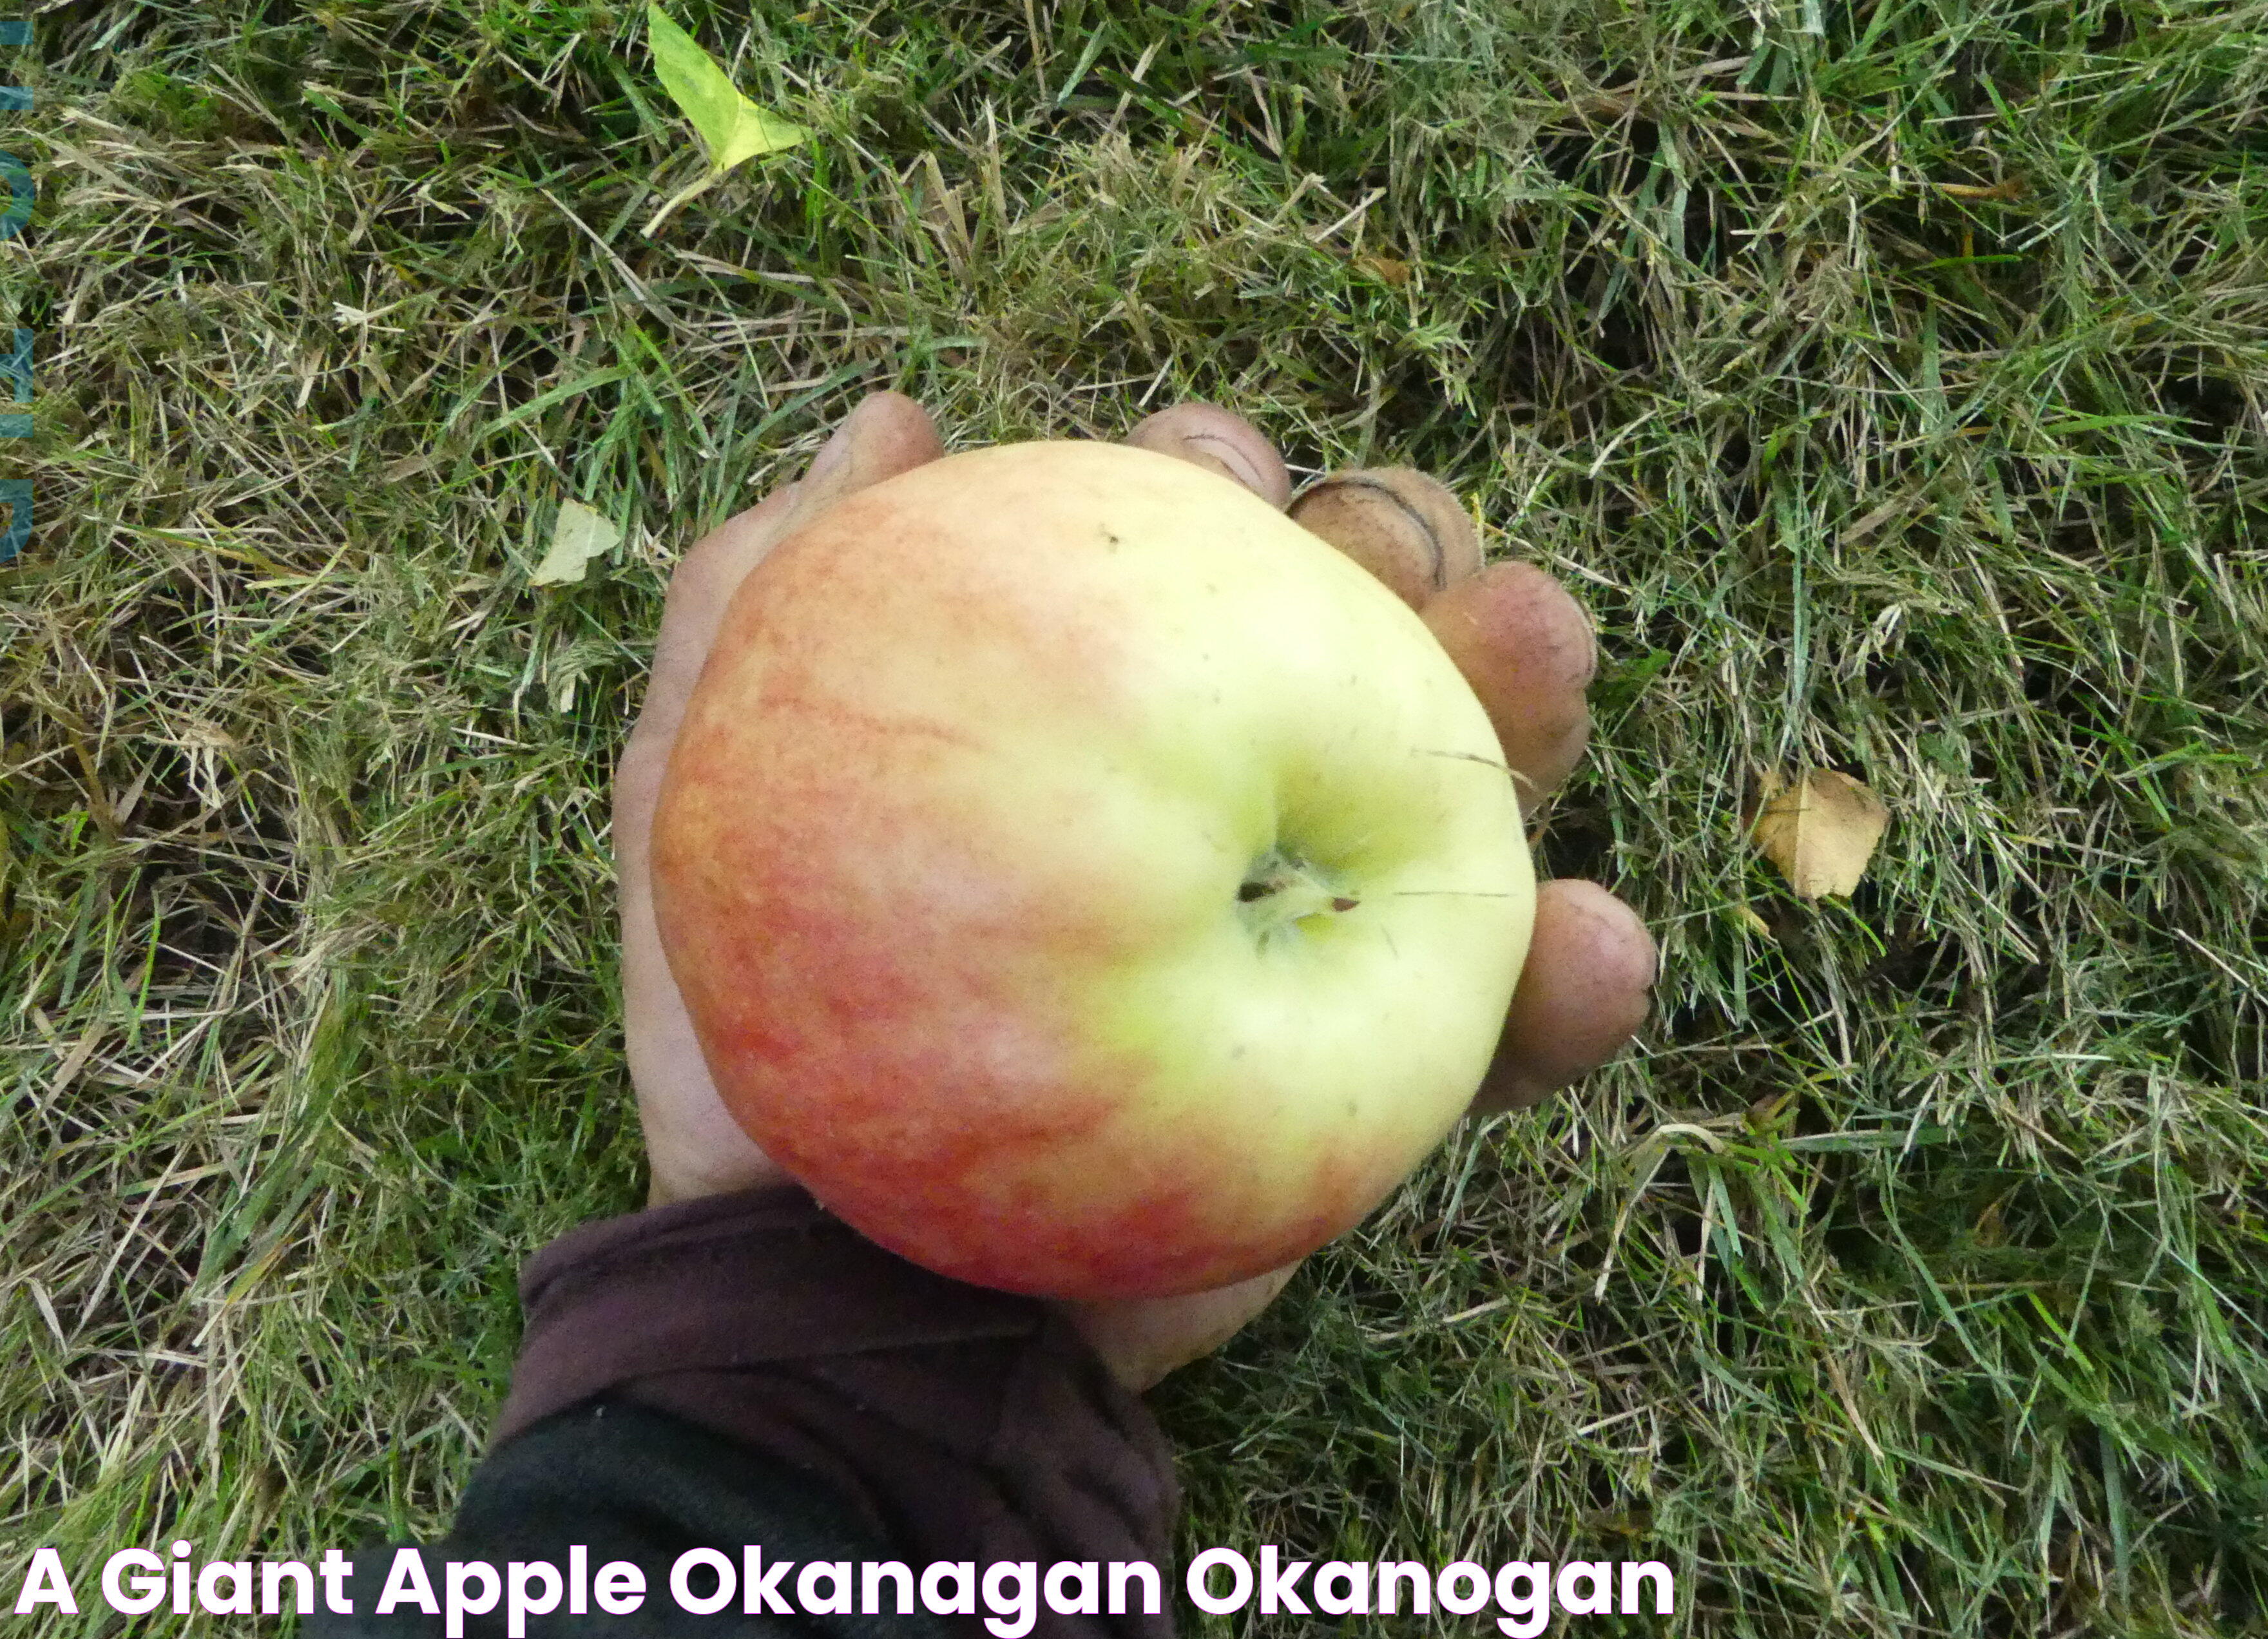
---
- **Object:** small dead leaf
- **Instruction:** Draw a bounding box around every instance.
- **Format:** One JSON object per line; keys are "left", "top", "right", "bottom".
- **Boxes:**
{"left": 1751, "top": 768, "right": 1889, "bottom": 899}
{"left": 1973, "top": 1195, "right": 2006, "bottom": 1248}
{"left": 1352, "top": 253, "right": 1412, "bottom": 285}
{"left": 531, "top": 499, "right": 622, "bottom": 586}
{"left": 1730, "top": 903, "right": 1775, "bottom": 939}
{"left": 1936, "top": 177, "right": 2026, "bottom": 202}
{"left": 1840, "top": 495, "right": 1907, "bottom": 545}
{"left": 1572, "top": 88, "right": 1638, "bottom": 119}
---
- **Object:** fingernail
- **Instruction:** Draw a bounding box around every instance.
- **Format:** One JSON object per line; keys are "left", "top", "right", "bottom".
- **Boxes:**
{"left": 804, "top": 431, "right": 851, "bottom": 486}
{"left": 804, "top": 403, "right": 867, "bottom": 486}
{"left": 1184, "top": 432, "right": 1267, "bottom": 496}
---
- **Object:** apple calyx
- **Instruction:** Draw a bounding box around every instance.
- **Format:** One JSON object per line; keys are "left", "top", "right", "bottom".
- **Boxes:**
{"left": 1236, "top": 848, "right": 1360, "bottom": 942}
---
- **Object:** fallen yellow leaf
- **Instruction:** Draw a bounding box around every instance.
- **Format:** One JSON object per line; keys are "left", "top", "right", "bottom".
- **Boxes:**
{"left": 531, "top": 498, "right": 622, "bottom": 586}
{"left": 1751, "top": 768, "right": 1888, "bottom": 898}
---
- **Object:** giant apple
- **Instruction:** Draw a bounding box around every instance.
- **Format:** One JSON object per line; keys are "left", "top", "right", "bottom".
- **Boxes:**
{"left": 649, "top": 438, "right": 1535, "bottom": 1300}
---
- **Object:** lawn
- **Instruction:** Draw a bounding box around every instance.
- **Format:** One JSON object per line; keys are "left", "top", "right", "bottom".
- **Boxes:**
{"left": 5, "top": 0, "right": 2266, "bottom": 1633}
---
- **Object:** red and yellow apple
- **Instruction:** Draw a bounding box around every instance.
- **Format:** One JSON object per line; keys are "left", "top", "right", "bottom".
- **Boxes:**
{"left": 650, "top": 439, "right": 1535, "bottom": 1300}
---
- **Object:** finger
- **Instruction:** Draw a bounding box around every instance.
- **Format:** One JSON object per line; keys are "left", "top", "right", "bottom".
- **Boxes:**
{"left": 635, "top": 1031, "right": 794, "bottom": 1203}
{"left": 615, "top": 392, "right": 943, "bottom": 1208}
{"left": 1469, "top": 879, "right": 1656, "bottom": 1118}
{"left": 1287, "top": 468, "right": 1482, "bottom": 612}
{"left": 617, "top": 392, "right": 944, "bottom": 842}
{"left": 626, "top": 390, "right": 947, "bottom": 776}
{"left": 1122, "top": 401, "right": 1292, "bottom": 508}
{"left": 1420, "top": 561, "right": 1597, "bottom": 812}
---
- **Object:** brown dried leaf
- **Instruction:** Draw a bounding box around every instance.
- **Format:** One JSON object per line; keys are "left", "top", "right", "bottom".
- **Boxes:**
{"left": 1936, "top": 177, "right": 2026, "bottom": 202}
{"left": 1751, "top": 768, "right": 1889, "bottom": 898}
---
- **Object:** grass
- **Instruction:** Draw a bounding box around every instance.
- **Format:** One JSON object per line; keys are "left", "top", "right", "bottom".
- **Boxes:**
{"left": 4, "top": 0, "right": 2265, "bottom": 1633}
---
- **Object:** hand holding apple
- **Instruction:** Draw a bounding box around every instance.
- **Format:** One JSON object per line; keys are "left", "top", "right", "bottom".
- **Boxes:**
{"left": 651, "top": 435, "right": 1537, "bottom": 1301}
{"left": 611, "top": 394, "right": 1656, "bottom": 1381}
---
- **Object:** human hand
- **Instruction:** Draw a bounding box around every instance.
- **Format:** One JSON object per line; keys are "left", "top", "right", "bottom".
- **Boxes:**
{"left": 611, "top": 391, "right": 1656, "bottom": 1387}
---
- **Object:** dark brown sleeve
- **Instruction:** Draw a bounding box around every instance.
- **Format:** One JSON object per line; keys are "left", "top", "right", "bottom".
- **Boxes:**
{"left": 492, "top": 1183, "right": 1180, "bottom": 1639}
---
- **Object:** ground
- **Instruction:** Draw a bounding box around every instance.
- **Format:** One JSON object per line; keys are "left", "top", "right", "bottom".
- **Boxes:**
{"left": 3, "top": 0, "right": 2265, "bottom": 1634}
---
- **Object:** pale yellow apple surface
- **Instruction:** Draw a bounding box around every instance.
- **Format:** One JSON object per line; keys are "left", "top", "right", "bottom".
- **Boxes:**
{"left": 653, "top": 439, "right": 1535, "bottom": 1299}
